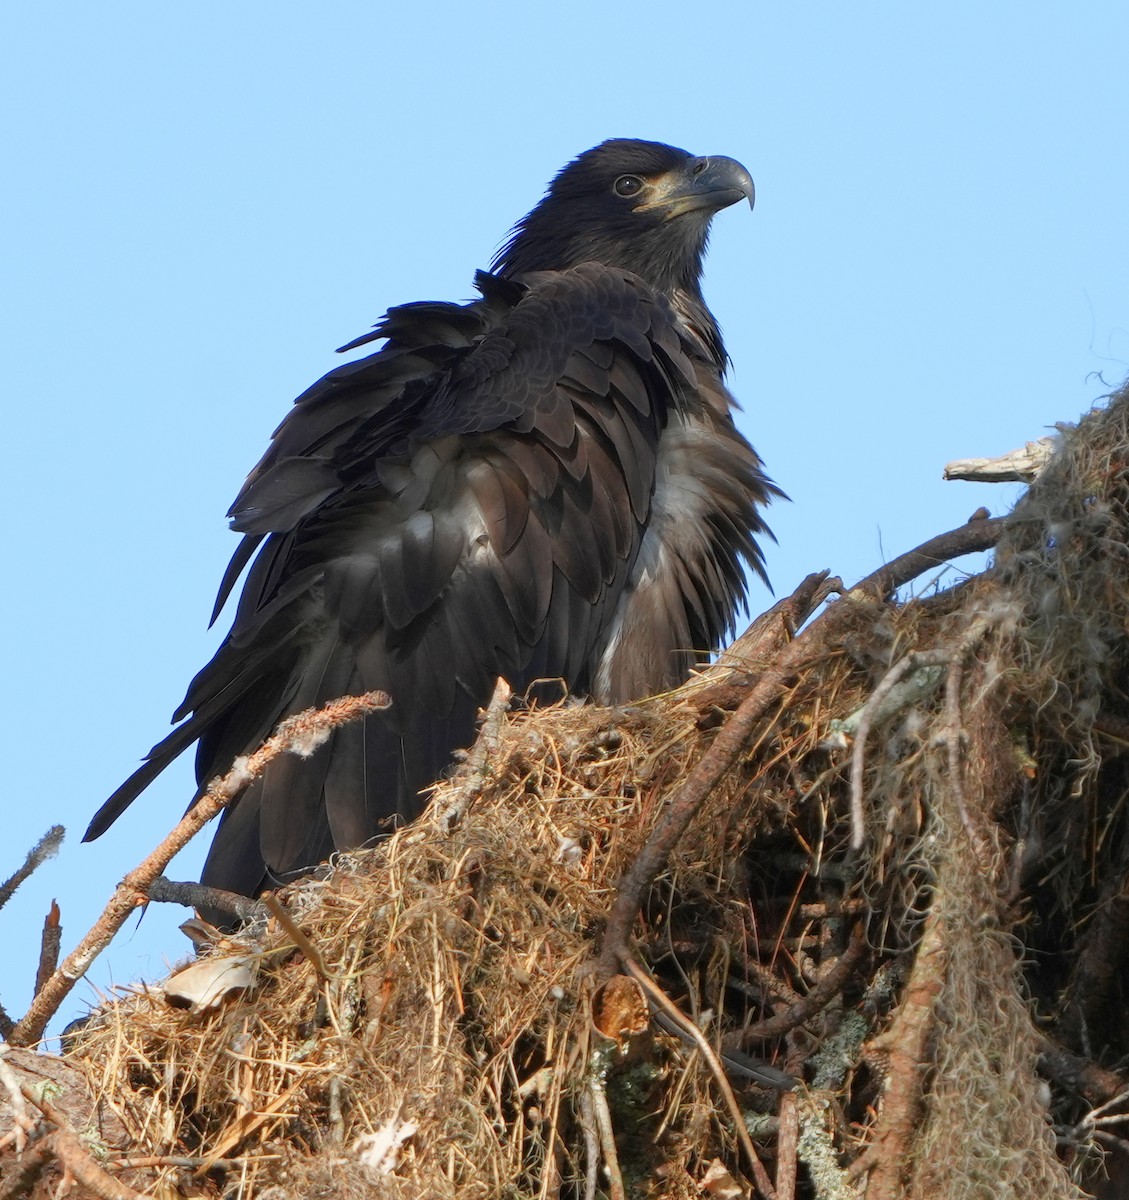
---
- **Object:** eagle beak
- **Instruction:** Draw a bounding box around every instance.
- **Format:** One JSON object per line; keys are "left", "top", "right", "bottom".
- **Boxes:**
{"left": 637, "top": 155, "right": 755, "bottom": 218}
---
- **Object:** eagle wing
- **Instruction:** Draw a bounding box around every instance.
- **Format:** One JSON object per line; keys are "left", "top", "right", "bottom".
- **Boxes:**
{"left": 85, "top": 263, "right": 714, "bottom": 896}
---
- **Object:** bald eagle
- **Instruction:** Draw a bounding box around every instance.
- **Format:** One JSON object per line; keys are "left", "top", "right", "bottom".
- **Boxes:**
{"left": 86, "top": 139, "right": 781, "bottom": 899}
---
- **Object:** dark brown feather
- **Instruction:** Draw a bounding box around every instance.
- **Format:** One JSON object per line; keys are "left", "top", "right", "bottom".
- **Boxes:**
{"left": 88, "top": 141, "right": 782, "bottom": 902}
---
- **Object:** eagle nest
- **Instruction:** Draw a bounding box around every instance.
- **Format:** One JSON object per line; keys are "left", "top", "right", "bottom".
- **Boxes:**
{"left": 7, "top": 383, "right": 1129, "bottom": 1200}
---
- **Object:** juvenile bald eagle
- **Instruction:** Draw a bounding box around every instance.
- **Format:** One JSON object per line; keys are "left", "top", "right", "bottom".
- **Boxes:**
{"left": 86, "top": 139, "right": 781, "bottom": 898}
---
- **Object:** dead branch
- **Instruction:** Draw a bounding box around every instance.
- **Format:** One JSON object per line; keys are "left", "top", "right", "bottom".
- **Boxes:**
{"left": 625, "top": 959, "right": 778, "bottom": 1199}
{"left": 0, "top": 827, "right": 63, "bottom": 914}
{"left": 7, "top": 690, "right": 389, "bottom": 1047}
{"left": 693, "top": 570, "right": 838, "bottom": 712}
{"left": 943, "top": 437, "right": 1055, "bottom": 483}
{"left": 437, "top": 677, "right": 513, "bottom": 832}
{"left": 1038, "top": 1036, "right": 1129, "bottom": 1106}
{"left": 0, "top": 1050, "right": 34, "bottom": 1157}
{"left": 577, "top": 1086, "right": 605, "bottom": 1200}
{"left": 585, "top": 1077, "right": 625, "bottom": 1200}
{"left": 726, "top": 925, "right": 868, "bottom": 1048}
{"left": 597, "top": 521, "right": 1006, "bottom": 979}
{"left": 719, "top": 570, "right": 837, "bottom": 666}
{"left": 261, "top": 893, "right": 330, "bottom": 983}
{"left": 775, "top": 1085, "right": 799, "bottom": 1200}
{"left": 146, "top": 876, "right": 268, "bottom": 923}
{"left": 848, "top": 616, "right": 993, "bottom": 849}
{"left": 851, "top": 516, "right": 1005, "bottom": 599}
{"left": 33, "top": 902, "right": 61, "bottom": 1000}
{"left": 850, "top": 901, "right": 947, "bottom": 1196}
{"left": 17, "top": 1084, "right": 149, "bottom": 1200}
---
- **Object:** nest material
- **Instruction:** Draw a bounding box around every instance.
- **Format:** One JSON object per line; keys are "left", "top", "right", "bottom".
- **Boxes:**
{"left": 9, "top": 383, "right": 1129, "bottom": 1199}
{"left": 68, "top": 689, "right": 817, "bottom": 1200}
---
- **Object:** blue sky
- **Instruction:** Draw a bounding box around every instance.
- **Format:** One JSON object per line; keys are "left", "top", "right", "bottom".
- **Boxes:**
{"left": 3, "top": 3, "right": 1127, "bottom": 1039}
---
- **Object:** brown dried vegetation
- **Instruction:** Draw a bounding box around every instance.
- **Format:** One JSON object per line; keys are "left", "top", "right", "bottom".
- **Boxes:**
{"left": 8, "top": 384, "right": 1129, "bottom": 1198}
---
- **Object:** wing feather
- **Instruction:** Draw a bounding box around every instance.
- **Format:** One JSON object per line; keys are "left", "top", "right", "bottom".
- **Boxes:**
{"left": 88, "top": 259, "right": 777, "bottom": 906}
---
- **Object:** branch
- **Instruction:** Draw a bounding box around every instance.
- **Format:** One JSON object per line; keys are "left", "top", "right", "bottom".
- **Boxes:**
{"left": 714, "top": 570, "right": 837, "bottom": 668}
{"left": 943, "top": 438, "right": 1055, "bottom": 483}
{"left": 18, "top": 1083, "right": 149, "bottom": 1200}
{"left": 852, "top": 516, "right": 1005, "bottom": 599}
{"left": 775, "top": 1073, "right": 800, "bottom": 1200}
{"left": 725, "top": 924, "right": 868, "bottom": 1047}
{"left": 146, "top": 876, "right": 267, "bottom": 923}
{"left": 261, "top": 892, "right": 330, "bottom": 983}
{"left": 596, "top": 522, "right": 1005, "bottom": 979}
{"left": 436, "top": 677, "right": 512, "bottom": 832}
{"left": 625, "top": 960, "right": 778, "bottom": 1200}
{"left": 7, "top": 690, "right": 389, "bottom": 1047}
{"left": 583, "top": 1078, "right": 625, "bottom": 1200}
{"left": 692, "top": 571, "right": 838, "bottom": 717}
{"left": 0, "top": 826, "right": 64, "bottom": 914}
{"left": 849, "top": 901, "right": 947, "bottom": 1194}
{"left": 33, "top": 901, "right": 61, "bottom": 996}
{"left": 846, "top": 616, "right": 993, "bottom": 849}
{"left": 1037, "top": 1035, "right": 1129, "bottom": 1106}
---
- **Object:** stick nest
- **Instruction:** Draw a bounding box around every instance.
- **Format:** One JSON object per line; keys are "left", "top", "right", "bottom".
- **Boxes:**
{"left": 11, "top": 381, "right": 1129, "bottom": 1200}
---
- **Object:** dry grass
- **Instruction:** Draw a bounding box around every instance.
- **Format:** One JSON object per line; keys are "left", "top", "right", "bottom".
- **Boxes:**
{"left": 68, "top": 690, "right": 818, "bottom": 1198}
{"left": 10, "top": 381, "right": 1129, "bottom": 1199}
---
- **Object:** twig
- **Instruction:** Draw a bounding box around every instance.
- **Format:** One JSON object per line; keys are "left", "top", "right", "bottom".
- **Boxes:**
{"left": 261, "top": 892, "right": 330, "bottom": 982}
{"left": 585, "top": 1078, "right": 625, "bottom": 1200}
{"left": 1079, "top": 1085, "right": 1129, "bottom": 1127}
{"left": 146, "top": 876, "right": 267, "bottom": 923}
{"left": 1037, "top": 1035, "right": 1129, "bottom": 1105}
{"left": 0, "top": 1047, "right": 36, "bottom": 1155}
{"left": 34, "top": 901, "right": 62, "bottom": 997}
{"left": 942, "top": 657, "right": 992, "bottom": 859}
{"left": 105, "top": 1154, "right": 279, "bottom": 1170}
{"left": 848, "top": 616, "right": 993, "bottom": 849}
{"left": 624, "top": 959, "right": 778, "bottom": 1200}
{"left": 854, "top": 517, "right": 1005, "bottom": 599}
{"left": 847, "top": 650, "right": 947, "bottom": 849}
{"left": 1093, "top": 1127, "right": 1129, "bottom": 1155}
{"left": 728, "top": 958, "right": 804, "bottom": 1009}
{"left": 943, "top": 437, "right": 1055, "bottom": 483}
{"left": 437, "top": 677, "right": 512, "bottom": 832}
{"left": 7, "top": 690, "right": 389, "bottom": 1047}
{"left": 0, "top": 826, "right": 64, "bottom": 914}
{"left": 775, "top": 1084, "right": 799, "bottom": 1200}
{"left": 848, "top": 900, "right": 947, "bottom": 1194}
{"left": 19, "top": 1083, "right": 150, "bottom": 1200}
{"left": 597, "top": 521, "right": 1006, "bottom": 978}
{"left": 577, "top": 1087, "right": 601, "bottom": 1200}
{"left": 726, "top": 925, "right": 868, "bottom": 1048}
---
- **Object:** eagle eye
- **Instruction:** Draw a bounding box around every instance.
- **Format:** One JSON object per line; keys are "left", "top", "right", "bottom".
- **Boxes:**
{"left": 613, "top": 175, "right": 644, "bottom": 198}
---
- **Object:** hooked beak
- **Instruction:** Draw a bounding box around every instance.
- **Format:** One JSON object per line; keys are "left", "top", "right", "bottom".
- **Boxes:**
{"left": 636, "top": 154, "right": 755, "bottom": 218}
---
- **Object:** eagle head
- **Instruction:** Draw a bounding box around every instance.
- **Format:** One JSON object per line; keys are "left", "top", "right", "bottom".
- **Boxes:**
{"left": 492, "top": 139, "right": 754, "bottom": 295}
